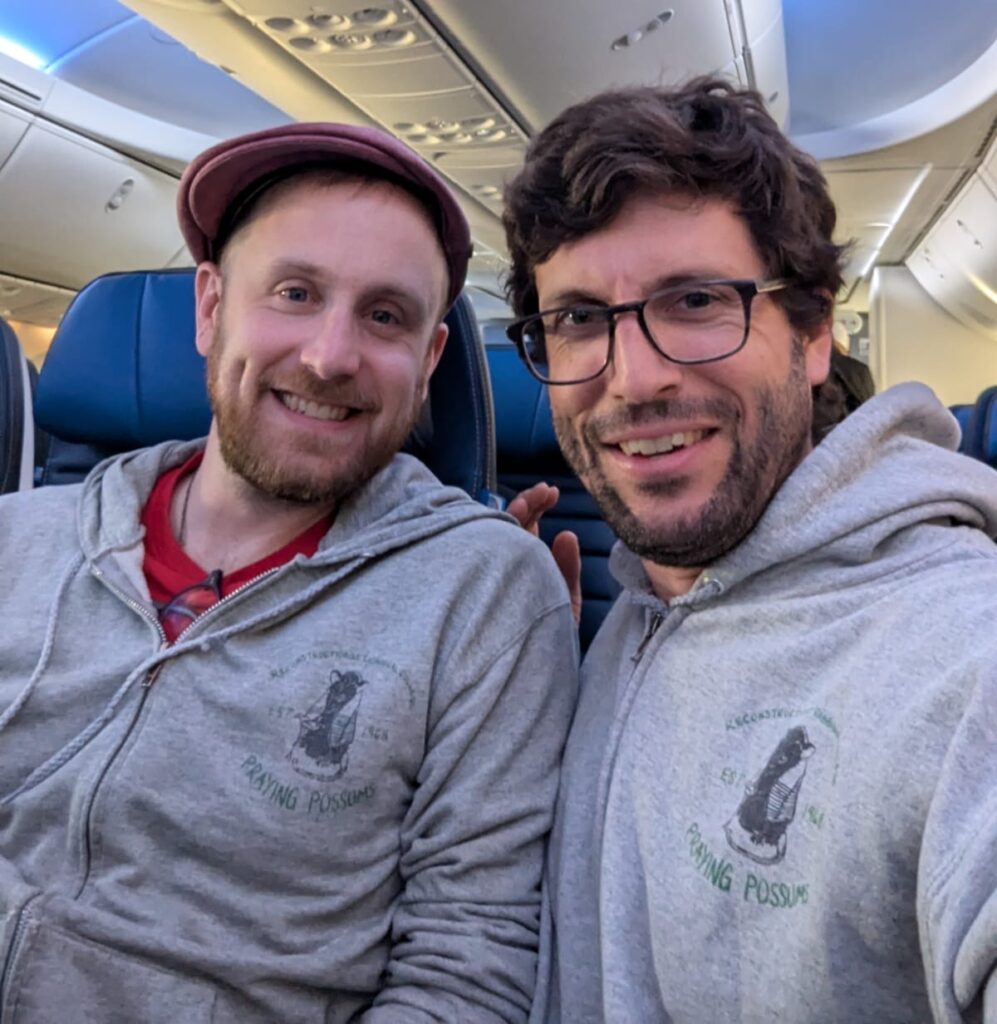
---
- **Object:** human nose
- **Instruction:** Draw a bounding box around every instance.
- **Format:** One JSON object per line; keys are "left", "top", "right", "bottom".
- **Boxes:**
{"left": 605, "top": 309, "right": 684, "bottom": 402}
{"left": 298, "top": 306, "right": 363, "bottom": 380}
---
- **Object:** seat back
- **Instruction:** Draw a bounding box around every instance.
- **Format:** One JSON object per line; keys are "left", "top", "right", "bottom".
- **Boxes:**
{"left": 485, "top": 330, "right": 620, "bottom": 650}
{"left": 34, "top": 269, "right": 499, "bottom": 501}
{"left": 0, "top": 317, "right": 36, "bottom": 494}
{"left": 949, "top": 404, "right": 974, "bottom": 454}
{"left": 965, "top": 386, "right": 997, "bottom": 469}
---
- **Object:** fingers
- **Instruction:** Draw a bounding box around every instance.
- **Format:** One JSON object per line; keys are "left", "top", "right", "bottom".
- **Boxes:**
{"left": 506, "top": 482, "right": 561, "bottom": 537}
{"left": 551, "top": 530, "right": 582, "bottom": 626}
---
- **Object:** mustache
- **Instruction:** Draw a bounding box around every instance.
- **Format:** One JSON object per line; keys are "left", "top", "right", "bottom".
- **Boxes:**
{"left": 259, "top": 369, "right": 379, "bottom": 412}
{"left": 584, "top": 397, "right": 738, "bottom": 443}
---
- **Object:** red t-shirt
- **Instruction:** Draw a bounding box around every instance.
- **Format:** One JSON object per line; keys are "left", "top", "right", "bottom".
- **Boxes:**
{"left": 141, "top": 452, "right": 330, "bottom": 643}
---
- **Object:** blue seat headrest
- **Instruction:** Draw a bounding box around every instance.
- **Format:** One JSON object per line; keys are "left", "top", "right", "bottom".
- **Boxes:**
{"left": 36, "top": 271, "right": 211, "bottom": 447}
{"left": 485, "top": 334, "right": 564, "bottom": 471}
{"left": 975, "top": 388, "right": 997, "bottom": 467}
{"left": 948, "top": 404, "right": 973, "bottom": 453}
{"left": 965, "top": 386, "right": 997, "bottom": 468}
{"left": 35, "top": 269, "right": 497, "bottom": 501}
{"left": 1, "top": 317, "right": 36, "bottom": 493}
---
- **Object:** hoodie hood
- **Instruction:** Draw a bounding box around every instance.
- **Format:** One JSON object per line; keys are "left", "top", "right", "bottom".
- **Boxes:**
{"left": 76, "top": 441, "right": 501, "bottom": 567}
{"left": 612, "top": 382, "right": 997, "bottom": 602}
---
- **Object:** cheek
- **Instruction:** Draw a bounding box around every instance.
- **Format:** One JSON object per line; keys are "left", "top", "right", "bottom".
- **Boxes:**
{"left": 548, "top": 381, "right": 602, "bottom": 425}
{"left": 371, "top": 348, "right": 426, "bottom": 398}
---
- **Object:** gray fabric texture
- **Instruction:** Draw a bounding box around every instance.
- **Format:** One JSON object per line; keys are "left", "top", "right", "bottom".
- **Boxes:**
{"left": 0, "top": 441, "right": 578, "bottom": 1023}
{"left": 532, "top": 382, "right": 997, "bottom": 1024}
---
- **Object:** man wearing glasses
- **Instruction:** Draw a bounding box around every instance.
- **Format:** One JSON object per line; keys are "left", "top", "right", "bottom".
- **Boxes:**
{"left": 0, "top": 124, "right": 576, "bottom": 1022}
{"left": 503, "top": 78, "right": 997, "bottom": 1023}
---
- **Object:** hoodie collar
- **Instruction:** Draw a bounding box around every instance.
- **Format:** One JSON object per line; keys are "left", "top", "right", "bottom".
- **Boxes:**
{"left": 78, "top": 441, "right": 498, "bottom": 565}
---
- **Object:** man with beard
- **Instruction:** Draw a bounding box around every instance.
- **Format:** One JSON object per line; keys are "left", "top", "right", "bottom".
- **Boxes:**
{"left": 0, "top": 124, "right": 576, "bottom": 1022}
{"left": 503, "top": 79, "right": 997, "bottom": 1023}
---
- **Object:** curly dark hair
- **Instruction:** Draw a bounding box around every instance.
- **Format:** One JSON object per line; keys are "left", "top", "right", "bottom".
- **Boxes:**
{"left": 502, "top": 78, "right": 851, "bottom": 439}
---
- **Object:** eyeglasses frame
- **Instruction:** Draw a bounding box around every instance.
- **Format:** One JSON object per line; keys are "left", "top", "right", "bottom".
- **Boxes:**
{"left": 505, "top": 277, "right": 790, "bottom": 385}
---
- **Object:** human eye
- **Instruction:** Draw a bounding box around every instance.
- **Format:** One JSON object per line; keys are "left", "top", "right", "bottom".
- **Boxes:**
{"left": 277, "top": 284, "right": 313, "bottom": 305}
{"left": 655, "top": 283, "right": 738, "bottom": 322}
{"left": 679, "top": 289, "right": 715, "bottom": 310}
{"left": 548, "top": 305, "right": 606, "bottom": 340}
{"left": 369, "top": 307, "right": 400, "bottom": 326}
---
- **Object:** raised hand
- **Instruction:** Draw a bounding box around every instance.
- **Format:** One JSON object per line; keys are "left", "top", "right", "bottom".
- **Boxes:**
{"left": 506, "top": 483, "right": 582, "bottom": 625}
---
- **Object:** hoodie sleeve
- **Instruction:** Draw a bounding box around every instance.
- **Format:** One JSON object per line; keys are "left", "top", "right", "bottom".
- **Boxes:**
{"left": 918, "top": 661, "right": 997, "bottom": 1024}
{"left": 361, "top": 582, "right": 578, "bottom": 1023}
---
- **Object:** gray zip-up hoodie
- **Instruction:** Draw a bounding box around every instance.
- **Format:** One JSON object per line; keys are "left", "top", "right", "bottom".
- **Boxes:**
{"left": 532, "top": 382, "right": 997, "bottom": 1024}
{"left": 0, "top": 441, "right": 578, "bottom": 1023}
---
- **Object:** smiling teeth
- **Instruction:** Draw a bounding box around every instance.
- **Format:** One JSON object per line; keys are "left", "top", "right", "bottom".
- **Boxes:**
{"left": 619, "top": 430, "right": 707, "bottom": 456}
{"left": 278, "top": 392, "right": 350, "bottom": 421}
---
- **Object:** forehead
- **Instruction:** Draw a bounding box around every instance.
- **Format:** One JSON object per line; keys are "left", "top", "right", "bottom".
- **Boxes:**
{"left": 233, "top": 175, "right": 440, "bottom": 248}
{"left": 535, "top": 193, "right": 765, "bottom": 302}
{"left": 224, "top": 177, "right": 449, "bottom": 298}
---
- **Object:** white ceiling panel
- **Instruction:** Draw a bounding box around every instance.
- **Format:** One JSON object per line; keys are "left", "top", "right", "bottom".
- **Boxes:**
{"left": 785, "top": 0, "right": 997, "bottom": 138}
{"left": 416, "top": 0, "right": 740, "bottom": 130}
{"left": 747, "top": 10, "right": 789, "bottom": 127}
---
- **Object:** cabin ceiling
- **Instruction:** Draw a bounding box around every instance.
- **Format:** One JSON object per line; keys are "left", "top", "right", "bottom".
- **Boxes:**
{"left": 0, "top": 0, "right": 994, "bottom": 329}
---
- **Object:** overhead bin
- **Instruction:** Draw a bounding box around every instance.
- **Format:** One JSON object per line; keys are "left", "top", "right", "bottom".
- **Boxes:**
{"left": 0, "top": 110, "right": 184, "bottom": 291}
{"left": 0, "top": 103, "right": 31, "bottom": 168}
{"left": 907, "top": 136, "right": 997, "bottom": 340}
{"left": 0, "top": 52, "right": 201, "bottom": 311}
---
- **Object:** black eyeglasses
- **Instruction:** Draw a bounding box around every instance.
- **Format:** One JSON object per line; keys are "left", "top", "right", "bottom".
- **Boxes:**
{"left": 505, "top": 278, "right": 789, "bottom": 385}
{"left": 157, "top": 569, "right": 223, "bottom": 639}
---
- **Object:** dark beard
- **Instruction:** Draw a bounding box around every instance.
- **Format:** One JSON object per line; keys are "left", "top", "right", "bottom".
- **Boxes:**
{"left": 207, "top": 332, "right": 425, "bottom": 507}
{"left": 553, "top": 340, "right": 813, "bottom": 567}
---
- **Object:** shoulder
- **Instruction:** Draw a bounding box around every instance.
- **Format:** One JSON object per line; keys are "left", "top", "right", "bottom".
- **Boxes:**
{"left": 0, "top": 485, "right": 85, "bottom": 573}
{"left": 0, "top": 483, "right": 82, "bottom": 530}
{"left": 901, "top": 528, "right": 997, "bottom": 609}
{"left": 442, "top": 511, "right": 571, "bottom": 598}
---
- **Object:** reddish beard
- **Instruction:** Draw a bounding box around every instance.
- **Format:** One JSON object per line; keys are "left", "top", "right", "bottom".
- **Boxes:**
{"left": 206, "top": 324, "right": 427, "bottom": 506}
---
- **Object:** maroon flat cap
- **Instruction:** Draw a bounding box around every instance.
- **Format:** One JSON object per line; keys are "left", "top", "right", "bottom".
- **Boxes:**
{"left": 177, "top": 122, "right": 473, "bottom": 309}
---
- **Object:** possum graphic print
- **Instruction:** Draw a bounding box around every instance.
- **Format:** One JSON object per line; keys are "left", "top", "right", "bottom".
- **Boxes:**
{"left": 288, "top": 669, "right": 368, "bottom": 782}
{"left": 724, "top": 726, "right": 815, "bottom": 865}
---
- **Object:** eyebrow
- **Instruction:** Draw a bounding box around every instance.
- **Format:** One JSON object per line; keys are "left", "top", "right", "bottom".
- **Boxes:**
{"left": 540, "top": 270, "right": 747, "bottom": 310}
{"left": 267, "top": 259, "right": 434, "bottom": 321}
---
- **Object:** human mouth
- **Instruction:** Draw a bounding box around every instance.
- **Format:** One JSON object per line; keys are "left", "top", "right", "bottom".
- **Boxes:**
{"left": 616, "top": 429, "right": 710, "bottom": 457}
{"left": 275, "top": 390, "right": 352, "bottom": 422}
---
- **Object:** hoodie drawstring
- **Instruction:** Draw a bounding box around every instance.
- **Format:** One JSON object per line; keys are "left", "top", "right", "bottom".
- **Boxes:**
{"left": 0, "top": 552, "right": 84, "bottom": 739}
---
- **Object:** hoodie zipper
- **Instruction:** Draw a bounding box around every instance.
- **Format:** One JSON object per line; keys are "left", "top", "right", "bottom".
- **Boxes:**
{"left": 90, "top": 565, "right": 167, "bottom": 649}
{"left": 92, "top": 564, "right": 280, "bottom": 682}
{"left": 632, "top": 611, "right": 664, "bottom": 664}
{"left": 0, "top": 893, "right": 39, "bottom": 1005}
{"left": 167, "top": 567, "right": 280, "bottom": 651}
{"left": 76, "top": 565, "right": 285, "bottom": 894}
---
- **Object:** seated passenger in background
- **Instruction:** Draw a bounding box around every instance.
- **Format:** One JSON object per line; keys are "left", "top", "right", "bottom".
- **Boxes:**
{"left": 503, "top": 77, "right": 997, "bottom": 1023}
{"left": 0, "top": 123, "right": 576, "bottom": 1022}
{"left": 829, "top": 321, "right": 876, "bottom": 412}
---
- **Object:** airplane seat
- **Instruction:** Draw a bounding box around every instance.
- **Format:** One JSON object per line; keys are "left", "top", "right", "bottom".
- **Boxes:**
{"left": 964, "top": 386, "right": 997, "bottom": 469}
{"left": 948, "top": 404, "right": 974, "bottom": 454}
{"left": 974, "top": 387, "right": 997, "bottom": 468}
{"left": 0, "top": 316, "right": 37, "bottom": 494}
{"left": 33, "top": 268, "right": 499, "bottom": 503}
{"left": 485, "top": 329, "right": 621, "bottom": 650}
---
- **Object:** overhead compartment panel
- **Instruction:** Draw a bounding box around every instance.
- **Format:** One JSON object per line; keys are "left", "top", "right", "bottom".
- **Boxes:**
{"left": 907, "top": 161, "right": 997, "bottom": 339}
{"left": 0, "top": 120, "right": 184, "bottom": 290}
{"left": 0, "top": 102, "right": 32, "bottom": 169}
{"left": 418, "top": 0, "right": 742, "bottom": 130}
